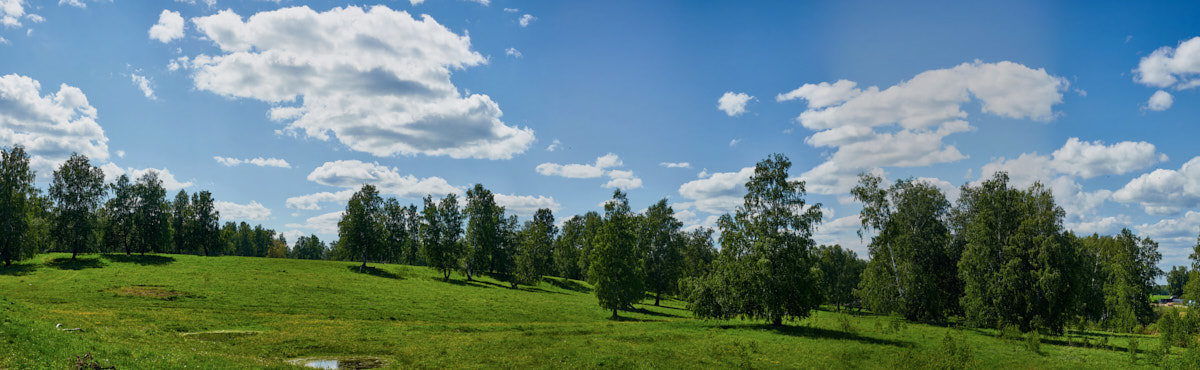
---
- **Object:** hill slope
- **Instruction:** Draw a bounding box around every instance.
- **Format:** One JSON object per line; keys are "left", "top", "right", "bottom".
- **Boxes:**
{"left": 0, "top": 254, "right": 1173, "bottom": 368}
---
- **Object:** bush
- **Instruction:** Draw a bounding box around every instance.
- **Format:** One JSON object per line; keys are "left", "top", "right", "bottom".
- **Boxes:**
{"left": 1025, "top": 331, "right": 1041, "bottom": 354}
{"left": 999, "top": 324, "right": 1022, "bottom": 342}
{"left": 1129, "top": 337, "right": 1140, "bottom": 364}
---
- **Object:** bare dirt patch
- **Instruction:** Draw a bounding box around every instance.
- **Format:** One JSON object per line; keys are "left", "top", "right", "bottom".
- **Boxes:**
{"left": 108, "top": 285, "right": 188, "bottom": 299}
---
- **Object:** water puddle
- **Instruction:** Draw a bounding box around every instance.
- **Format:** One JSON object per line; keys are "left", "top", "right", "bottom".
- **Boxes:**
{"left": 287, "top": 357, "right": 384, "bottom": 369}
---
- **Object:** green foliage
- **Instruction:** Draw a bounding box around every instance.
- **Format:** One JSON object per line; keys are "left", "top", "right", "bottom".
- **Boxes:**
{"left": 690, "top": 154, "right": 822, "bottom": 326}
{"left": 0, "top": 145, "right": 38, "bottom": 266}
{"left": 852, "top": 174, "right": 958, "bottom": 322}
{"left": 339, "top": 185, "right": 385, "bottom": 271}
{"left": 462, "top": 184, "right": 501, "bottom": 280}
{"left": 1078, "top": 230, "right": 1162, "bottom": 332}
{"left": 589, "top": 190, "right": 644, "bottom": 318}
{"left": 189, "top": 191, "right": 221, "bottom": 256}
{"left": 170, "top": 190, "right": 191, "bottom": 254}
{"left": 130, "top": 172, "right": 171, "bottom": 255}
{"left": 291, "top": 234, "right": 327, "bottom": 260}
{"left": 514, "top": 208, "right": 556, "bottom": 287}
{"left": 1026, "top": 330, "right": 1041, "bottom": 354}
{"left": 421, "top": 194, "right": 464, "bottom": 280}
{"left": 1168, "top": 266, "right": 1189, "bottom": 297}
{"left": 638, "top": 199, "right": 683, "bottom": 306}
{"left": 48, "top": 153, "right": 106, "bottom": 259}
{"left": 815, "top": 244, "right": 866, "bottom": 311}
{"left": 954, "top": 172, "right": 1078, "bottom": 333}
{"left": 553, "top": 216, "right": 585, "bottom": 280}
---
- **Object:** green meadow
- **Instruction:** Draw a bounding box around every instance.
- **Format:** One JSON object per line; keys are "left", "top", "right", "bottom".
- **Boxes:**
{"left": 0, "top": 253, "right": 1191, "bottom": 369}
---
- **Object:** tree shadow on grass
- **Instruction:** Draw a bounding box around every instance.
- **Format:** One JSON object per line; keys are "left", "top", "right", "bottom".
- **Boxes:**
{"left": 346, "top": 265, "right": 404, "bottom": 280}
{"left": 628, "top": 306, "right": 688, "bottom": 319}
{"left": 717, "top": 323, "right": 913, "bottom": 348}
{"left": 46, "top": 257, "right": 104, "bottom": 270}
{"left": 0, "top": 262, "right": 38, "bottom": 276}
{"left": 100, "top": 254, "right": 176, "bottom": 266}
{"left": 544, "top": 277, "right": 592, "bottom": 293}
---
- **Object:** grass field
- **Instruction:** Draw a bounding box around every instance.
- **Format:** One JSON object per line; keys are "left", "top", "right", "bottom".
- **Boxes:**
{"left": 0, "top": 253, "right": 1192, "bottom": 368}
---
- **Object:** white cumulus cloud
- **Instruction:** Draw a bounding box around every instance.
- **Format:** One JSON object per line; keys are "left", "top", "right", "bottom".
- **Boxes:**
{"left": 215, "top": 200, "right": 272, "bottom": 221}
{"left": 148, "top": 10, "right": 184, "bottom": 43}
{"left": 1113, "top": 156, "right": 1200, "bottom": 215}
{"left": 0, "top": 73, "right": 108, "bottom": 175}
{"left": 1146, "top": 90, "right": 1173, "bottom": 111}
{"left": 717, "top": 91, "right": 753, "bottom": 117}
{"left": 213, "top": 156, "right": 291, "bottom": 168}
{"left": 787, "top": 61, "right": 1068, "bottom": 194}
{"left": 184, "top": 6, "right": 534, "bottom": 159}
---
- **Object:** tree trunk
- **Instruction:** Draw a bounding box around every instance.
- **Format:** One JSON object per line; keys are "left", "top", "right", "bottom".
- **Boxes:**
{"left": 654, "top": 292, "right": 661, "bottom": 306}
{"left": 72, "top": 249, "right": 78, "bottom": 260}
{"left": 4, "top": 259, "right": 10, "bottom": 266}
{"left": 772, "top": 316, "right": 783, "bottom": 326}
{"left": 612, "top": 309, "right": 619, "bottom": 320}
{"left": 360, "top": 260, "right": 367, "bottom": 273}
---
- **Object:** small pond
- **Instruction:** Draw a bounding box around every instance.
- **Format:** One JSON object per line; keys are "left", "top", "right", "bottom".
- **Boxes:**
{"left": 289, "top": 357, "right": 384, "bottom": 369}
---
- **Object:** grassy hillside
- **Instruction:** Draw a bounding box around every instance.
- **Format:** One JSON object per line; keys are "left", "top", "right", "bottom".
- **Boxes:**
{"left": 0, "top": 253, "right": 1187, "bottom": 368}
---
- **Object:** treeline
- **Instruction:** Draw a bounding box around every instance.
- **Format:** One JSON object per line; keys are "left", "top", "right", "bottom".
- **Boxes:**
{"left": 5, "top": 145, "right": 1196, "bottom": 334}
{"left": 0, "top": 147, "right": 287, "bottom": 264}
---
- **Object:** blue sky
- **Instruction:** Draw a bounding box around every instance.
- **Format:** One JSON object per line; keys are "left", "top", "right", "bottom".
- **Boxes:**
{"left": 2, "top": 0, "right": 1200, "bottom": 268}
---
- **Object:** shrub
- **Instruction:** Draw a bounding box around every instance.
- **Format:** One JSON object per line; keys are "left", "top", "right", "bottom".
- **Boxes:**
{"left": 1025, "top": 331, "right": 1041, "bottom": 354}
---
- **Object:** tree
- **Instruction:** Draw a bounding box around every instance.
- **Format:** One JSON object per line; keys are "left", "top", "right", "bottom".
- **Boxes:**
{"left": 266, "top": 236, "right": 288, "bottom": 258}
{"left": 955, "top": 173, "right": 1079, "bottom": 333}
{"left": 292, "top": 235, "right": 328, "bottom": 260}
{"left": 422, "top": 194, "right": 464, "bottom": 280}
{"left": 171, "top": 190, "right": 191, "bottom": 254}
{"left": 689, "top": 154, "right": 823, "bottom": 326}
{"left": 554, "top": 216, "right": 586, "bottom": 280}
{"left": 0, "top": 146, "right": 37, "bottom": 266}
{"left": 515, "top": 208, "right": 556, "bottom": 287}
{"left": 463, "top": 184, "right": 502, "bottom": 281}
{"left": 852, "top": 174, "right": 959, "bottom": 322}
{"left": 589, "top": 190, "right": 644, "bottom": 319}
{"left": 48, "top": 153, "right": 106, "bottom": 260}
{"left": 131, "top": 172, "right": 170, "bottom": 255}
{"left": 678, "top": 228, "right": 717, "bottom": 286}
{"left": 339, "top": 184, "right": 384, "bottom": 272}
{"left": 191, "top": 191, "right": 221, "bottom": 256}
{"left": 576, "top": 211, "right": 602, "bottom": 279}
{"left": 1168, "top": 266, "right": 1190, "bottom": 297}
{"left": 102, "top": 175, "right": 135, "bottom": 254}
{"left": 1079, "top": 230, "right": 1161, "bottom": 332}
{"left": 815, "top": 245, "right": 867, "bottom": 311}
{"left": 639, "top": 199, "right": 683, "bottom": 306}
{"left": 383, "top": 198, "right": 413, "bottom": 264}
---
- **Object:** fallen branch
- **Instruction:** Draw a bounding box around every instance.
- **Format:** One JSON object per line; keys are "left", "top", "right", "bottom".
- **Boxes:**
{"left": 56, "top": 323, "right": 82, "bottom": 332}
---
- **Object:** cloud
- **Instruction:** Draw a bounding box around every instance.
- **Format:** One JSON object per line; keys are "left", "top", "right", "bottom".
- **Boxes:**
{"left": 537, "top": 153, "right": 622, "bottom": 179}
{"left": 788, "top": 61, "right": 1067, "bottom": 194}
{"left": 306, "top": 159, "right": 461, "bottom": 199}
{"left": 100, "top": 164, "right": 193, "bottom": 190}
{"left": 175, "top": 0, "right": 217, "bottom": 7}
{"left": 185, "top": 6, "right": 534, "bottom": 160}
{"left": 215, "top": 200, "right": 272, "bottom": 221}
{"left": 1068, "top": 215, "right": 1131, "bottom": 236}
{"left": 1113, "top": 156, "right": 1200, "bottom": 215}
{"left": 777, "top": 80, "right": 861, "bottom": 109}
{"left": 58, "top": 0, "right": 107, "bottom": 8}
{"left": 129, "top": 73, "right": 156, "bottom": 100}
{"left": 1134, "top": 36, "right": 1200, "bottom": 90}
{"left": 148, "top": 10, "right": 184, "bottom": 43}
{"left": 1146, "top": 90, "right": 1173, "bottom": 111}
{"left": 213, "top": 156, "right": 291, "bottom": 168}
{"left": 519, "top": 14, "right": 535, "bottom": 27}
{"left": 717, "top": 92, "right": 753, "bottom": 116}
{"left": 728, "top": 138, "right": 740, "bottom": 147}
{"left": 0, "top": 1, "right": 25, "bottom": 27}
{"left": 915, "top": 176, "right": 960, "bottom": 203}
{"left": 1049, "top": 137, "right": 1166, "bottom": 178}
{"left": 603, "top": 169, "right": 642, "bottom": 190}
{"left": 505, "top": 47, "right": 522, "bottom": 58}
{"left": 0, "top": 73, "right": 109, "bottom": 175}
{"left": 678, "top": 166, "right": 754, "bottom": 214}
{"left": 660, "top": 162, "right": 690, "bottom": 168}
{"left": 545, "top": 139, "right": 560, "bottom": 152}
{"left": 285, "top": 211, "right": 343, "bottom": 234}
{"left": 503, "top": 8, "right": 518, "bottom": 13}
{"left": 285, "top": 189, "right": 353, "bottom": 210}
{"left": 494, "top": 193, "right": 559, "bottom": 216}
